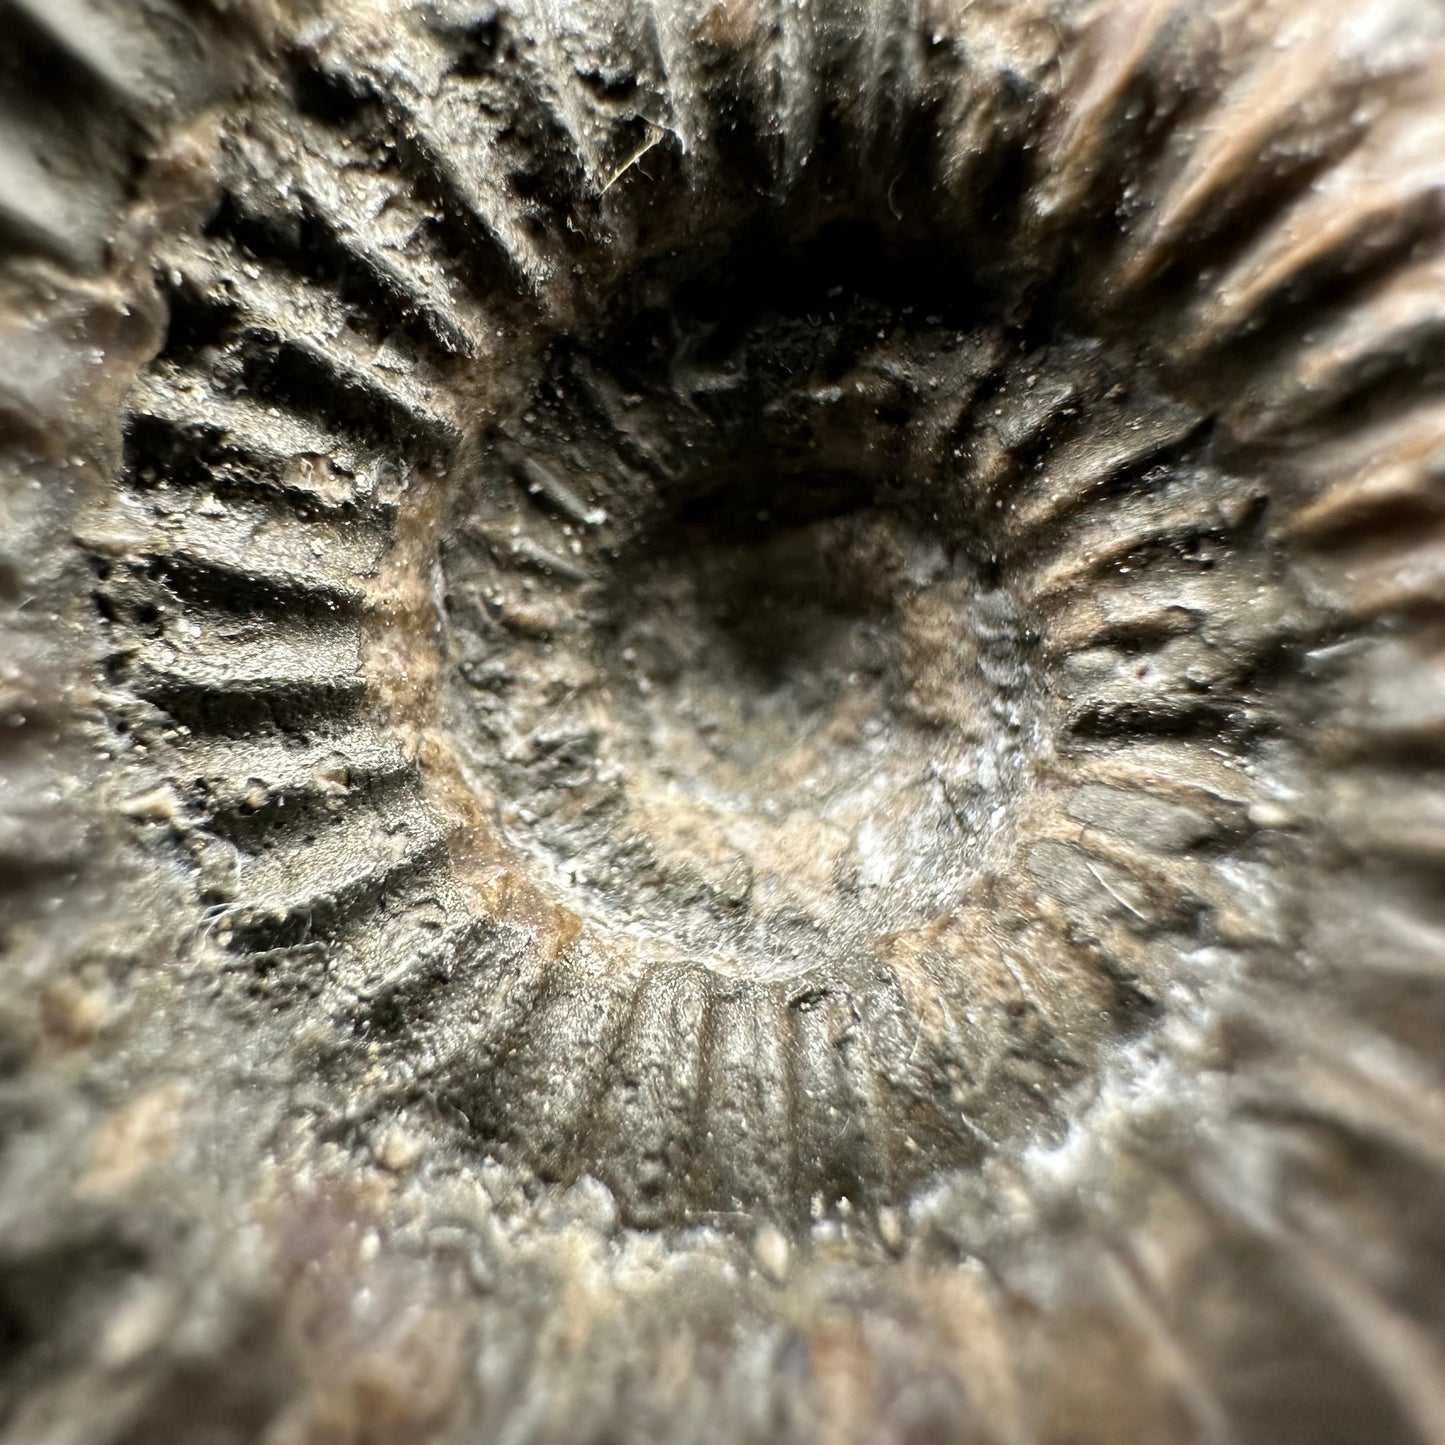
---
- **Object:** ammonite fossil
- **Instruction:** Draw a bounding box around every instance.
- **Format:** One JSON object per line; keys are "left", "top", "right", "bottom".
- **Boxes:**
{"left": 3, "top": 0, "right": 1445, "bottom": 1439}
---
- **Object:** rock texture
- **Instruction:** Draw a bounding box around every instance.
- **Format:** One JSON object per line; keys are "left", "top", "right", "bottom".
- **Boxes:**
{"left": 3, "top": 1, "right": 1445, "bottom": 1442}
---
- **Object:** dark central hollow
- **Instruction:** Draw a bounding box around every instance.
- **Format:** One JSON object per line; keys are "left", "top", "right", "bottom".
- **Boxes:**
{"left": 451, "top": 460, "right": 1036, "bottom": 980}
{"left": 601, "top": 474, "right": 897, "bottom": 774}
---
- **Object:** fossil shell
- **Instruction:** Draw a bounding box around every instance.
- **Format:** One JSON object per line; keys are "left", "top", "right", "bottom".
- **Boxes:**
{"left": 3, "top": 0, "right": 1445, "bottom": 1440}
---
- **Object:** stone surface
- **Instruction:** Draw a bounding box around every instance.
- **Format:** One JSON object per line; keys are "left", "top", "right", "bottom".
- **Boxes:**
{"left": 2, "top": 1, "right": 1445, "bottom": 1441}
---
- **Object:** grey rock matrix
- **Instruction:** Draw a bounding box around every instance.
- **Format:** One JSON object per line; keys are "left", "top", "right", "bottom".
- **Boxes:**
{"left": 2, "top": 1, "right": 1444, "bottom": 1441}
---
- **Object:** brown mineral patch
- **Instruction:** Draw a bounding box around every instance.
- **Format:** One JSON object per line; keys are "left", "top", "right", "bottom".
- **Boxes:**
{"left": 78, "top": 1083, "right": 188, "bottom": 1199}
{"left": 40, "top": 977, "right": 111, "bottom": 1053}
{"left": 698, "top": 0, "right": 763, "bottom": 53}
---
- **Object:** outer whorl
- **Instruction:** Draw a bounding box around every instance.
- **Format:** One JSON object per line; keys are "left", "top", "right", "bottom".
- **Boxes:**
{"left": 3, "top": 0, "right": 1445, "bottom": 1441}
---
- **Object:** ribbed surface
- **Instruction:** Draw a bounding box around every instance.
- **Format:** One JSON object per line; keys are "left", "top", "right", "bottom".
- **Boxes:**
{"left": 4, "top": 0, "right": 1445, "bottom": 1442}
{"left": 92, "top": 0, "right": 1445, "bottom": 1217}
